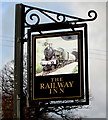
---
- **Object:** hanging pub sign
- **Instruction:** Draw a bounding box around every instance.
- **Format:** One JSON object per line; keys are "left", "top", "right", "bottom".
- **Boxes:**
{"left": 14, "top": 4, "right": 97, "bottom": 119}
{"left": 28, "top": 22, "right": 88, "bottom": 103}
{"left": 32, "top": 30, "right": 84, "bottom": 101}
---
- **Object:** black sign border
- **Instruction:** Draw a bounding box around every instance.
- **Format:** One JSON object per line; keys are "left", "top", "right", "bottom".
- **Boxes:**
{"left": 27, "top": 22, "right": 89, "bottom": 106}
{"left": 32, "top": 30, "right": 84, "bottom": 101}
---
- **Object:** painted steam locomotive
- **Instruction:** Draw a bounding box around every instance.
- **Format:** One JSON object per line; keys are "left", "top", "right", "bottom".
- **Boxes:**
{"left": 40, "top": 46, "right": 77, "bottom": 71}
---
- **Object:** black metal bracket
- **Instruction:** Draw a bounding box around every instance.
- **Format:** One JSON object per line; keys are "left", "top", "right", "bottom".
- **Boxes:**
{"left": 14, "top": 3, "right": 97, "bottom": 119}
{"left": 24, "top": 4, "right": 97, "bottom": 27}
{"left": 20, "top": 3, "right": 97, "bottom": 39}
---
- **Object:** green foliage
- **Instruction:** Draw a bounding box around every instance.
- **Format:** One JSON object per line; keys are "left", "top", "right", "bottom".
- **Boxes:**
{"left": 72, "top": 65, "right": 78, "bottom": 73}
{"left": 36, "top": 63, "right": 43, "bottom": 72}
{"left": 36, "top": 40, "right": 44, "bottom": 72}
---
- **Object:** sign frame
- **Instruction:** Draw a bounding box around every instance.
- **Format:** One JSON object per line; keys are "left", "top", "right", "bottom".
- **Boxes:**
{"left": 27, "top": 22, "right": 89, "bottom": 106}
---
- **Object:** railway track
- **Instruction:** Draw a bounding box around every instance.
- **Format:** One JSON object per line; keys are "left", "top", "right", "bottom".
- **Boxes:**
{"left": 36, "top": 61, "right": 73, "bottom": 76}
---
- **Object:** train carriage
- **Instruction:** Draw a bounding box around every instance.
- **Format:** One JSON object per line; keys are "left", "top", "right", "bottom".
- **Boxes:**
{"left": 40, "top": 46, "right": 77, "bottom": 71}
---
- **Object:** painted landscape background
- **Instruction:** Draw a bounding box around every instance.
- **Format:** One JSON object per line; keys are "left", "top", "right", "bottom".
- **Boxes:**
{"left": 36, "top": 36, "right": 78, "bottom": 76}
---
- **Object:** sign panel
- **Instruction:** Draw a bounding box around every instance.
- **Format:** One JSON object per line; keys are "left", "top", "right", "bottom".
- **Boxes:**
{"left": 31, "top": 30, "right": 84, "bottom": 101}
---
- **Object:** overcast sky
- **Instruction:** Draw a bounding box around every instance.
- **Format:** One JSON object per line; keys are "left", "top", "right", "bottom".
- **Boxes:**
{"left": 0, "top": 1, "right": 107, "bottom": 119}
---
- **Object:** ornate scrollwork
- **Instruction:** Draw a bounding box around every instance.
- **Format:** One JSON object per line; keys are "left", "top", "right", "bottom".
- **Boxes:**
{"left": 56, "top": 14, "right": 66, "bottom": 22}
{"left": 25, "top": 8, "right": 67, "bottom": 26}
{"left": 87, "top": 10, "right": 97, "bottom": 21}
{"left": 66, "top": 10, "right": 97, "bottom": 23}
{"left": 25, "top": 9, "right": 40, "bottom": 27}
{"left": 24, "top": 4, "right": 97, "bottom": 27}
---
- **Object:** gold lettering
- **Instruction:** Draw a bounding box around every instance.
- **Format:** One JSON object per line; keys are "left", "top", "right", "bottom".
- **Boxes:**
{"left": 69, "top": 81, "right": 74, "bottom": 87}
{"left": 60, "top": 77, "right": 63, "bottom": 81}
{"left": 45, "top": 83, "right": 50, "bottom": 89}
{"left": 53, "top": 82, "right": 56, "bottom": 88}
{"left": 50, "top": 82, "right": 53, "bottom": 89}
{"left": 54, "top": 78, "right": 59, "bottom": 82}
{"left": 53, "top": 88, "right": 58, "bottom": 94}
{"left": 59, "top": 88, "right": 64, "bottom": 93}
{"left": 40, "top": 79, "right": 74, "bottom": 95}
{"left": 51, "top": 77, "right": 63, "bottom": 82}
{"left": 40, "top": 83, "right": 44, "bottom": 89}
{"left": 64, "top": 82, "right": 69, "bottom": 88}
{"left": 51, "top": 78, "right": 54, "bottom": 82}
{"left": 57, "top": 82, "right": 64, "bottom": 88}
{"left": 49, "top": 89, "right": 52, "bottom": 94}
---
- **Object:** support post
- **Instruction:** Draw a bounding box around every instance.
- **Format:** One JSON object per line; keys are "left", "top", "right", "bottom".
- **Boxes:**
{"left": 14, "top": 4, "right": 25, "bottom": 120}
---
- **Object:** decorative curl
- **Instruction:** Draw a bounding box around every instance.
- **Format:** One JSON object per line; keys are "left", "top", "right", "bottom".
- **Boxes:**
{"left": 24, "top": 6, "right": 97, "bottom": 26}
{"left": 25, "top": 9, "right": 40, "bottom": 26}
{"left": 57, "top": 14, "right": 66, "bottom": 22}
{"left": 30, "top": 13, "right": 40, "bottom": 24}
{"left": 88, "top": 10, "right": 97, "bottom": 21}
